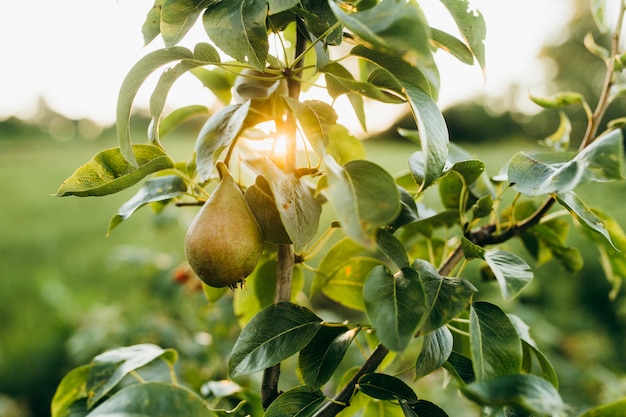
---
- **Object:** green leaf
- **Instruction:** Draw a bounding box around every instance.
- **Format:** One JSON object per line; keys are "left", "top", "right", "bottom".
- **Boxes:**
{"left": 245, "top": 175, "right": 292, "bottom": 245}
{"left": 56, "top": 145, "right": 174, "bottom": 197}
{"left": 400, "top": 209, "right": 460, "bottom": 238}
{"left": 430, "top": 28, "right": 474, "bottom": 65}
{"left": 469, "top": 302, "right": 522, "bottom": 380}
{"left": 324, "top": 72, "right": 405, "bottom": 104}
{"left": 447, "top": 142, "right": 496, "bottom": 197}
{"left": 413, "top": 259, "right": 476, "bottom": 335}
{"left": 299, "top": 325, "right": 359, "bottom": 390}
{"left": 508, "top": 129, "right": 623, "bottom": 197}
{"left": 361, "top": 396, "right": 406, "bottom": 417}
{"left": 87, "top": 344, "right": 177, "bottom": 409}
{"left": 460, "top": 236, "right": 485, "bottom": 260}
{"left": 191, "top": 67, "right": 236, "bottom": 105}
{"left": 507, "top": 153, "right": 577, "bottom": 196}
{"left": 472, "top": 194, "right": 494, "bottom": 220}
{"left": 388, "top": 187, "right": 420, "bottom": 232}
{"left": 322, "top": 63, "right": 369, "bottom": 129}
{"left": 415, "top": 326, "right": 453, "bottom": 380}
{"left": 161, "top": 0, "right": 215, "bottom": 46}
{"left": 195, "top": 102, "right": 250, "bottom": 181}
{"left": 261, "top": 159, "right": 322, "bottom": 251}
{"left": 324, "top": 156, "right": 400, "bottom": 247}
{"left": 283, "top": 97, "right": 338, "bottom": 156}
{"left": 581, "top": 210, "right": 626, "bottom": 299}
{"left": 229, "top": 302, "right": 322, "bottom": 378}
{"left": 507, "top": 314, "right": 558, "bottom": 389}
{"left": 555, "top": 191, "right": 617, "bottom": 250}
{"left": 297, "top": 0, "right": 343, "bottom": 46}
{"left": 376, "top": 229, "right": 410, "bottom": 271}
{"left": 608, "top": 116, "right": 626, "bottom": 128}
{"left": 443, "top": 351, "right": 475, "bottom": 386}
{"left": 233, "top": 69, "right": 284, "bottom": 101}
{"left": 448, "top": 159, "right": 486, "bottom": 186}
{"left": 142, "top": 0, "right": 164, "bottom": 45}
{"left": 264, "top": 386, "right": 325, "bottom": 417}
{"left": 351, "top": 45, "right": 435, "bottom": 97}
{"left": 326, "top": 124, "right": 367, "bottom": 164}
{"left": 524, "top": 218, "right": 583, "bottom": 272}
{"left": 522, "top": 340, "right": 559, "bottom": 389}
{"left": 328, "top": 0, "right": 435, "bottom": 79}
{"left": 363, "top": 266, "right": 426, "bottom": 352}
{"left": 116, "top": 46, "right": 194, "bottom": 166}
{"left": 312, "top": 237, "right": 382, "bottom": 310}
{"left": 541, "top": 111, "right": 571, "bottom": 152}
{"left": 584, "top": 31, "right": 610, "bottom": 60}
{"left": 52, "top": 365, "right": 91, "bottom": 417}
{"left": 401, "top": 400, "right": 449, "bottom": 417}
{"left": 438, "top": 0, "right": 486, "bottom": 72}
{"left": 461, "top": 374, "right": 565, "bottom": 415}
{"left": 108, "top": 175, "right": 188, "bottom": 233}
{"left": 578, "top": 397, "right": 626, "bottom": 417}
{"left": 483, "top": 249, "right": 533, "bottom": 301}
{"left": 591, "top": 0, "right": 609, "bottom": 33}
{"left": 530, "top": 91, "right": 586, "bottom": 109}
{"left": 320, "top": 257, "right": 379, "bottom": 311}
{"left": 148, "top": 44, "right": 221, "bottom": 145}
{"left": 438, "top": 170, "right": 474, "bottom": 212}
{"left": 268, "top": 0, "right": 299, "bottom": 15}
{"left": 401, "top": 85, "right": 449, "bottom": 191}
{"left": 202, "top": 0, "right": 268, "bottom": 70}
{"left": 578, "top": 129, "right": 625, "bottom": 182}
{"left": 159, "top": 104, "right": 210, "bottom": 138}
{"left": 86, "top": 382, "right": 215, "bottom": 417}
{"left": 357, "top": 373, "right": 418, "bottom": 404}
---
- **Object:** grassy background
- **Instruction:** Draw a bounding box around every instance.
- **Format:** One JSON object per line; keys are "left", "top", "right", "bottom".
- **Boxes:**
{"left": 0, "top": 131, "right": 191, "bottom": 415}
{"left": 1, "top": 127, "right": 625, "bottom": 416}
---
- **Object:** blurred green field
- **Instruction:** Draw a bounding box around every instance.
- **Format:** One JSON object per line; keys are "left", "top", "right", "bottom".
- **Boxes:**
{"left": 0, "top": 131, "right": 192, "bottom": 415}
{"left": 1, "top": 127, "right": 625, "bottom": 416}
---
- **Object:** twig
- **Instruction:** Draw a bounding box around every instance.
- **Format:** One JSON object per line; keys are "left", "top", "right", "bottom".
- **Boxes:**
{"left": 580, "top": 1, "right": 626, "bottom": 149}
{"left": 312, "top": 344, "right": 390, "bottom": 417}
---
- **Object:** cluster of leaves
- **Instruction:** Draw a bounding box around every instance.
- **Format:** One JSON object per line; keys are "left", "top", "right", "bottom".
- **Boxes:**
{"left": 54, "top": 0, "right": 626, "bottom": 416}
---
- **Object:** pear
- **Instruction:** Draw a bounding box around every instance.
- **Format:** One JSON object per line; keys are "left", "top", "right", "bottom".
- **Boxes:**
{"left": 185, "top": 163, "right": 264, "bottom": 288}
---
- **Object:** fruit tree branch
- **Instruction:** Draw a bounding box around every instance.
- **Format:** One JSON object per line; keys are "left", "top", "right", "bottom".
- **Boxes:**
{"left": 260, "top": 25, "right": 308, "bottom": 410}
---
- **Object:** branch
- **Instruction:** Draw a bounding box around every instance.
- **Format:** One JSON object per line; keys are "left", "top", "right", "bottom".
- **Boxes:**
{"left": 261, "top": 25, "right": 308, "bottom": 410}
{"left": 312, "top": 344, "right": 390, "bottom": 417}
{"left": 580, "top": 2, "right": 626, "bottom": 149}
{"left": 470, "top": 197, "right": 556, "bottom": 246}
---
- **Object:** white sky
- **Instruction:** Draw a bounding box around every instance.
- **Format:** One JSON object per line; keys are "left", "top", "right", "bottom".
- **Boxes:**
{"left": 0, "top": 0, "right": 573, "bottom": 126}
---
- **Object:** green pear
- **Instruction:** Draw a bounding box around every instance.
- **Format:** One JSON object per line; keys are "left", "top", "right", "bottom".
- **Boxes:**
{"left": 185, "top": 163, "right": 264, "bottom": 288}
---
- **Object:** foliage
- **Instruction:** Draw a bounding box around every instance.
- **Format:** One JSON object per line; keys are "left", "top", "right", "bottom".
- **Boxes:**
{"left": 53, "top": 1, "right": 626, "bottom": 416}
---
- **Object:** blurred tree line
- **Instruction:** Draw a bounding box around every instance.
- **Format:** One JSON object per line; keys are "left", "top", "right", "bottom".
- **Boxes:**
{"left": 374, "top": 0, "right": 626, "bottom": 147}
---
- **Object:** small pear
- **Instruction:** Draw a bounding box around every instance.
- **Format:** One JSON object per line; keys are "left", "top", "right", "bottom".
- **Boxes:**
{"left": 185, "top": 163, "right": 264, "bottom": 288}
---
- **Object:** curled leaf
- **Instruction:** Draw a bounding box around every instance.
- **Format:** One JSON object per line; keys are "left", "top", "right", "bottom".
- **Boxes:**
{"left": 108, "top": 175, "right": 188, "bottom": 233}
{"left": 56, "top": 145, "right": 174, "bottom": 197}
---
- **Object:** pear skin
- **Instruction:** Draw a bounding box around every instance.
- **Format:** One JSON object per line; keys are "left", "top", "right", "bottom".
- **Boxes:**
{"left": 185, "top": 165, "right": 264, "bottom": 288}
